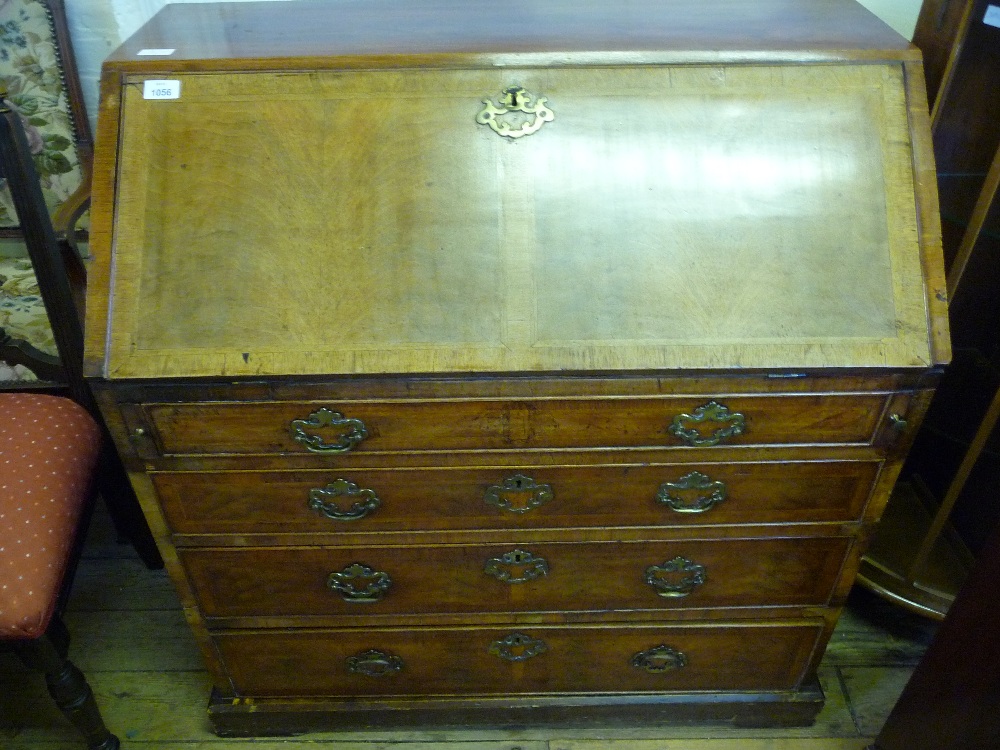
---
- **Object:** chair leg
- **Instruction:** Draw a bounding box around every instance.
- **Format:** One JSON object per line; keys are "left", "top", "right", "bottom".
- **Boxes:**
{"left": 14, "top": 615, "right": 120, "bottom": 750}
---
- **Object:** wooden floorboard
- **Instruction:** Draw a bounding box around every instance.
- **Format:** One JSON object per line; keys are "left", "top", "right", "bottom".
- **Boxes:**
{"left": 0, "top": 500, "right": 935, "bottom": 748}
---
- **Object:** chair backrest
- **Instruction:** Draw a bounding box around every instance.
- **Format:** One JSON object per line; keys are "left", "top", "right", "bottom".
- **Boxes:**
{"left": 0, "top": 0, "right": 92, "bottom": 237}
{"left": 0, "top": 86, "right": 87, "bottom": 402}
{"left": 0, "top": 0, "right": 91, "bottom": 385}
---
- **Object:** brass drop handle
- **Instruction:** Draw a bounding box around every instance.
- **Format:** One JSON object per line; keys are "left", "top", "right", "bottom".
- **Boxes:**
{"left": 483, "top": 474, "right": 553, "bottom": 513}
{"left": 484, "top": 549, "right": 549, "bottom": 584}
{"left": 656, "top": 471, "right": 727, "bottom": 514}
{"left": 327, "top": 563, "right": 392, "bottom": 603}
{"left": 346, "top": 649, "right": 403, "bottom": 677}
{"left": 645, "top": 556, "right": 706, "bottom": 598}
{"left": 632, "top": 644, "right": 688, "bottom": 673}
{"left": 476, "top": 86, "right": 554, "bottom": 139}
{"left": 289, "top": 408, "right": 368, "bottom": 454}
{"left": 889, "top": 413, "right": 908, "bottom": 431}
{"left": 309, "top": 479, "right": 381, "bottom": 522}
{"left": 668, "top": 401, "right": 746, "bottom": 447}
{"left": 488, "top": 632, "right": 548, "bottom": 662}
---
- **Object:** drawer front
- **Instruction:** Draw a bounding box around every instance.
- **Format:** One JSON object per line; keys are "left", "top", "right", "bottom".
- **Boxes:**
{"left": 155, "top": 460, "right": 880, "bottom": 534}
{"left": 214, "top": 622, "right": 823, "bottom": 696}
{"left": 137, "top": 393, "right": 892, "bottom": 456}
{"left": 182, "top": 537, "right": 850, "bottom": 618}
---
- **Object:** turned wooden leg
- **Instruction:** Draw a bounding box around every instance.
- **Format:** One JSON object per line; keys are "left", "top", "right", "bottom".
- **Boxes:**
{"left": 14, "top": 615, "right": 120, "bottom": 750}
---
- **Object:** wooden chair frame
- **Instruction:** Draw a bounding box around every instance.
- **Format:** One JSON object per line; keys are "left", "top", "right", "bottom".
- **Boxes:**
{"left": 0, "top": 86, "right": 161, "bottom": 569}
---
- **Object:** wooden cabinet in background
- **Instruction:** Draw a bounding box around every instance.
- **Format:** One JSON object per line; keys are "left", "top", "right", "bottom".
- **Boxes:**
{"left": 83, "top": 0, "right": 949, "bottom": 735}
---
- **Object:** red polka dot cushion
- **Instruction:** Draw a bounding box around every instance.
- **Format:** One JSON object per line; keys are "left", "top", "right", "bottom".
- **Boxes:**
{"left": 0, "top": 393, "right": 100, "bottom": 639}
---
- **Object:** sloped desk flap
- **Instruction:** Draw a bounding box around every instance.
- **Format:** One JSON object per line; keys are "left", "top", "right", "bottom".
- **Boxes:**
{"left": 101, "top": 63, "right": 932, "bottom": 378}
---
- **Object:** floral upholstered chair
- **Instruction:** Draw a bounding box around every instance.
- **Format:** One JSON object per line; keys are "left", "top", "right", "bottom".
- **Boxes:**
{"left": 0, "top": 392, "right": 121, "bottom": 749}
{"left": 0, "top": 0, "right": 89, "bottom": 229}
{"left": 0, "top": 0, "right": 91, "bottom": 382}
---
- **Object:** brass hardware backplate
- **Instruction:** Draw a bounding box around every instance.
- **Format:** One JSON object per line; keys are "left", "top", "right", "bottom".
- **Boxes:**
{"left": 484, "top": 549, "right": 549, "bottom": 584}
{"left": 668, "top": 401, "right": 746, "bottom": 447}
{"left": 309, "top": 478, "right": 381, "bottom": 521}
{"left": 483, "top": 474, "right": 553, "bottom": 513}
{"left": 646, "top": 555, "right": 707, "bottom": 598}
{"left": 656, "top": 470, "right": 728, "bottom": 514}
{"left": 346, "top": 649, "right": 404, "bottom": 677}
{"left": 290, "top": 408, "right": 369, "bottom": 454}
{"left": 327, "top": 562, "right": 392, "bottom": 602}
{"left": 489, "top": 632, "right": 548, "bottom": 662}
{"left": 476, "top": 86, "right": 554, "bottom": 139}
{"left": 632, "top": 644, "right": 688, "bottom": 673}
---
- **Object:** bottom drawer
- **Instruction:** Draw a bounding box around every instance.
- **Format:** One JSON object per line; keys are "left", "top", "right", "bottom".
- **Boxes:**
{"left": 215, "top": 622, "right": 823, "bottom": 697}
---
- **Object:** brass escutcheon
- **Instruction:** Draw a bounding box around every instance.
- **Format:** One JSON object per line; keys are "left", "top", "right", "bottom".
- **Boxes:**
{"left": 346, "top": 649, "right": 404, "bottom": 677}
{"left": 483, "top": 474, "right": 553, "bottom": 514}
{"left": 327, "top": 562, "right": 392, "bottom": 603}
{"left": 668, "top": 401, "right": 746, "bottom": 447}
{"left": 309, "top": 479, "right": 381, "bottom": 522}
{"left": 656, "top": 471, "right": 728, "bottom": 514}
{"left": 289, "top": 408, "right": 368, "bottom": 454}
{"left": 476, "top": 86, "right": 554, "bottom": 139}
{"left": 484, "top": 549, "right": 549, "bottom": 584}
{"left": 645, "top": 555, "right": 707, "bottom": 598}
{"left": 489, "top": 632, "right": 548, "bottom": 662}
{"left": 632, "top": 644, "right": 688, "bottom": 673}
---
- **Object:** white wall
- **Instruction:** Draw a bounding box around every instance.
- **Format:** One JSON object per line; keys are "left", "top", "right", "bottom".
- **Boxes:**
{"left": 65, "top": 0, "right": 925, "bottom": 132}
{"left": 856, "top": 0, "right": 922, "bottom": 38}
{"left": 67, "top": 0, "right": 290, "bottom": 131}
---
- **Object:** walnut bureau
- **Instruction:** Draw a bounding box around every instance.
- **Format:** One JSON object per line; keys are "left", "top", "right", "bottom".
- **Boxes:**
{"left": 84, "top": 0, "right": 950, "bottom": 735}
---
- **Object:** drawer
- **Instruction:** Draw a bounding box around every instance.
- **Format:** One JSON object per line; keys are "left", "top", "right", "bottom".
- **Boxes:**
{"left": 214, "top": 622, "right": 823, "bottom": 696}
{"left": 133, "top": 393, "right": 896, "bottom": 456}
{"left": 182, "top": 537, "right": 850, "bottom": 619}
{"left": 155, "top": 460, "right": 881, "bottom": 534}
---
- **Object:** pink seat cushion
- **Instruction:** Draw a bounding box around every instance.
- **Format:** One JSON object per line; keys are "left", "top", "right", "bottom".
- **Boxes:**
{"left": 0, "top": 393, "right": 100, "bottom": 638}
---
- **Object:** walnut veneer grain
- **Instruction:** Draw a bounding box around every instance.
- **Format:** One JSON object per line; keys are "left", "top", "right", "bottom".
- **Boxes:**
{"left": 84, "top": 0, "right": 949, "bottom": 734}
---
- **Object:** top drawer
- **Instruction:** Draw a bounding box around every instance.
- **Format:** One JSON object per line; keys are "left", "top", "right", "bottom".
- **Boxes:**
{"left": 126, "top": 392, "right": 901, "bottom": 457}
